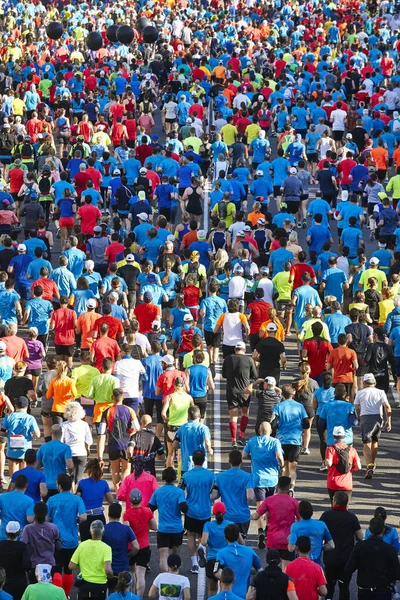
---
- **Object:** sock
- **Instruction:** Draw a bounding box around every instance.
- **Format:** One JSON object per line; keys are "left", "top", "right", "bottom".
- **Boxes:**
{"left": 52, "top": 574, "right": 63, "bottom": 588}
{"left": 191, "top": 556, "right": 198, "bottom": 567}
{"left": 62, "top": 574, "right": 74, "bottom": 597}
{"left": 239, "top": 416, "right": 249, "bottom": 438}
{"left": 44, "top": 436, "right": 51, "bottom": 443}
{"left": 229, "top": 421, "right": 237, "bottom": 442}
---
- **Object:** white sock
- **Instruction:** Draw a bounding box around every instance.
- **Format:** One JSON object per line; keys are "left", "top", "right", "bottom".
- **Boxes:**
{"left": 191, "top": 556, "right": 198, "bottom": 567}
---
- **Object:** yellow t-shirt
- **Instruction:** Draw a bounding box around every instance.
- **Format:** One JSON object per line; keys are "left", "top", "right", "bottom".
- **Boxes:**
{"left": 245, "top": 123, "right": 261, "bottom": 144}
{"left": 71, "top": 540, "right": 111, "bottom": 584}
{"left": 359, "top": 268, "right": 387, "bottom": 292}
{"left": 12, "top": 98, "right": 25, "bottom": 116}
{"left": 220, "top": 124, "right": 238, "bottom": 147}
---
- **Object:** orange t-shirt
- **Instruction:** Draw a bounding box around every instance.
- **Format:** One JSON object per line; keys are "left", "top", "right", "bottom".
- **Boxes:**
{"left": 327, "top": 346, "right": 357, "bottom": 383}
{"left": 47, "top": 377, "right": 78, "bottom": 413}
{"left": 76, "top": 311, "right": 101, "bottom": 349}
{"left": 260, "top": 320, "right": 285, "bottom": 342}
{"left": 371, "top": 147, "right": 388, "bottom": 170}
{"left": 248, "top": 212, "right": 263, "bottom": 227}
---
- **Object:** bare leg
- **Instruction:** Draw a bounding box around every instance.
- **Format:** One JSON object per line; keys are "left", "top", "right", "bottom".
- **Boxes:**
{"left": 187, "top": 531, "right": 198, "bottom": 569}
{"left": 110, "top": 458, "right": 121, "bottom": 490}
{"left": 285, "top": 308, "right": 293, "bottom": 334}
{"left": 159, "top": 547, "right": 169, "bottom": 573}
{"left": 121, "top": 458, "right": 130, "bottom": 482}
{"left": 303, "top": 417, "right": 313, "bottom": 450}
{"left": 288, "top": 461, "right": 297, "bottom": 487}
{"left": 97, "top": 434, "right": 106, "bottom": 461}
{"left": 166, "top": 441, "right": 174, "bottom": 468}
{"left": 8, "top": 459, "right": 20, "bottom": 477}
{"left": 0, "top": 443, "right": 5, "bottom": 481}
{"left": 135, "top": 565, "right": 146, "bottom": 598}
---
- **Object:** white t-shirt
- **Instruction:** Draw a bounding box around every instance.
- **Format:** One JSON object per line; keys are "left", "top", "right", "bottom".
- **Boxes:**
{"left": 164, "top": 101, "right": 178, "bottom": 120}
{"left": 220, "top": 312, "right": 246, "bottom": 347}
{"left": 331, "top": 108, "right": 347, "bottom": 131}
{"left": 152, "top": 573, "right": 190, "bottom": 600}
{"left": 114, "top": 357, "right": 145, "bottom": 398}
{"left": 229, "top": 275, "right": 247, "bottom": 299}
{"left": 257, "top": 278, "right": 274, "bottom": 305}
{"left": 354, "top": 387, "right": 388, "bottom": 417}
{"left": 61, "top": 420, "right": 93, "bottom": 457}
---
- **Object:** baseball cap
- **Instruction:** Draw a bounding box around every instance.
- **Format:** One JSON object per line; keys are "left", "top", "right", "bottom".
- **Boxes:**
{"left": 147, "top": 273, "right": 157, "bottom": 283}
{"left": 265, "top": 376, "right": 276, "bottom": 386}
{"left": 113, "top": 169, "right": 121, "bottom": 175}
{"left": 346, "top": 133, "right": 353, "bottom": 139}
{"left": 234, "top": 265, "right": 244, "bottom": 273}
{"left": 143, "top": 291, "right": 153, "bottom": 301}
{"left": 364, "top": 373, "right": 376, "bottom": 384}
{"left": 236, "top": 231, "right": 245, "bottom": 237}
{"left": 85, "top": 260, "right": 94, "bottom": 270}
{"left": 186, "top": 117, "right": 192, "bottom": 123}
{"left": 129, "top": 489, "right": 142, "bottom": 504}
{"left": 368, "top": 166, "right": 376, "bottom": 172}
{"left": 17, "top": 244, "right": 26, "bottom": 252}
{"left": 280, "top": 202, "right": 288, "bottom": 209}
{"left": 2, "top": 199, "right": 10, "bottom": 206}
{"left": 160, "top": 354, "right": 174, "bottom": 365}
{"left": 394, "top": 111, "right": 400, "bottom": 119}
{"left": 183, "top": 313, "right": 194, "bottom": 322}
{"left": 138, "top": 212, "right": 148, "bottom": 221}
{"left": 257, "top": 218, "right": 266, "bottom": 225}
{"left": 87, "top": 299, "right": 96, "bottom": 308}
{"left": 6, "top": 521, "right": 20, "bottom": 534}
{"left": 197, "top": 229, "right": 206, "bottom": 239}
{"left": 152, "top": 320, "right": 161, "bottom": 329}
{"left": 256, "top": 169, "right": 264, "bottom": 176}
{"left": 266, "top": 549, "right": 281, "bottom": 565}
{"left": 260, "top": 266, "right": 269, "bottom": 275}
{"left": 266, "top": 323, "right": 277, "bottom": 332}
{"left": 333, "top": 425, "right": 345, "bottom": 438}
{"left": 243, "top": 225, "right": 251, "bottom": 232}
{"left": 212, "top": 501, "right": 226, "bottom": 515}
{"left": 370, "top": 257, "right": 379, "bottom": 265}
{"left": 15, "top": 396, "right": 29, "bottom": 408}
{"left": 167, "top": 554, "right": 181, "bottom": 570}
{"left": 0, "top": 341, "right": 6, "bottom": 352}
{"left": 235, "top": 341, "right": 246, "bottom": 350}
{"left": 289, "top": 167, "right": 297, "bottom": 174}
{"left": 138, "top": 191, "right": 146, "bottom": 201}
{"left": 93, "top": 225, "right": 102, "bottom": 233}
{"left": 126, "top": 254, "right": 135, "bottom": 262}
{"left": 139, "top": 167, "right": 147, "bottom": 175}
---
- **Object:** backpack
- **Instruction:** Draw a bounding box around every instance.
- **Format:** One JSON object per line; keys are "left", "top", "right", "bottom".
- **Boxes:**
{"left": 218, "top": 200, "right": 228, "bottom": 220}
{"left": 334, "top": 445, "right": 351, "bottom": 474}
{"left": 38, "top": 176, "right": 51, "bottom": 194}
{"left": 188, "top": 261, "right": 203, "bottom": 284}
{"left": 21, "top": 142, "right": 33, "bottom": 158}
{"left": 103, "top": 161, "right": 111, "bottom": 177}
{"left": 240, "top": 259, "right": 253, "bottom": 279}
{"left": 23, "top": 182, "right": 35, "bottom": 203}
{"left": 177, "top": 326, "right": 194, "bottom": 354}
{"left": 254, "top": 229, "right": 268, "bottom": 253}
{"left": 394, "top": 119, "right": 400, "bottom": 133}
{"left": 148, "top": 330, "right": 162, "bottom": 346}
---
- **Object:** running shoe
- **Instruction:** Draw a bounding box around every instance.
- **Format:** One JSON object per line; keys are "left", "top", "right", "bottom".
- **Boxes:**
{"left": 302, "top": 219, "right": 307, "bottom": 229}
{"left": 365, "top": 464, "right": 375, "bottom": 479}
{"left": 237, "top": 438, "right": 246, "bottom": 447}
{"left": 258, "top": 532, "right": 266, "bottom": 550}
{"left": 319, "top": 462, "right": 328, "bottom": 472}
{"left": 231, "top": 441, "right": 238, "bottom": 449}
{"left": 289, "top": 485, "right": 295, "bottom": 497}
{"left": 191, "top": 565, "right": 199, "bottom": 574}
{"left": 297, "top": 222, "right": 302, "bottom": 228}
{"left": 300, "top": 447, "right": 310, "bottom": 455}
{"left": 197, "top": 547, "right": 207, "bottom": 568}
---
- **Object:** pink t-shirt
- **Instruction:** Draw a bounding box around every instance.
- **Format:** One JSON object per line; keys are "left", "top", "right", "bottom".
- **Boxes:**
{"left": 258, "top": 493, "right": 299, "bottom": 549}
{"left": 286, "top": 557, "right": 327, "bottom": 600}
{"left": 117, "top": 471, "right": 158, "bottom": 506}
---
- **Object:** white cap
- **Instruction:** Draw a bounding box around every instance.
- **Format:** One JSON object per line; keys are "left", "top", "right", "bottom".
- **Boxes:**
{"left": 333, "top": 426, "right": 345, "bottom": 437}
{"left": 6, "top": 521, "right": 20, "bottom": 534}
{"left": 160, "top": 354, "right": 174, "bottom": 365}
{"left": 289, "top": 167, "right": 297, "bottom": 174}
{"left": 114, "top": 169, "right": 121, "bottom": 175}
{"left": 152, "top": 320, "right": 161, "bottom": 329}
{"left": 235, "top": 341, "right": 246, "bottom": 350}
{"left": 126, "top": 254, "right": 135, "bottom": 262}
{"left": 394, "top": 111, "right": 399, "bottom": 118}
{"left": 139, "top": 167, "right": 147, "bottom": 175}
{"left": 138, "top": 212, "right": 149, "bottom": 221}
{"left": 183, "top": 313, "right": 194, "bottom": 322}
{"left": 85, "top": 260, "right": 94, "bottom": 270}
{"left": 370, "top": 257, "right": 379, "bottom": 265}
{"left": 267, "top": 323, "right": 277, "bottom": 332}
{"left": 17, "top": 244, "right": 26, "bottom": 252}
{"left": 265, "top": 376, "right": 276, "bottom": 386}
{"left": 197, "top": 229, "right": 206, "bottom": 239}
{"left": 256, "top": 170, "right": 264, "bottom": 176}
{"left": 346, "top": 133, "right": 352, "bottom": 139}
{"left": 87, "top": 299, "right": 97, "bottom": 308}
{"left": 257, "top": 218, "right": 266, "bottom": 225}
{"left": 243, "top": 225, "right": 251, "bottom": 232}
{"left": 364, "top": 373, "right": 376, "bottom": 384}
{"left": 341, "top": 190, "right": 349, "bottom": 201}
{"left": 0, "top": 341, "right": 6, "bottom": 351}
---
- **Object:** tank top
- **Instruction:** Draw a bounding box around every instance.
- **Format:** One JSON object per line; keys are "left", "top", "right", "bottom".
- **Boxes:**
{"left": 178, "top": 222, "right": 190, "bottom": 243}
{"left": 168, "top": 391, "right": 192, "bottom": 426}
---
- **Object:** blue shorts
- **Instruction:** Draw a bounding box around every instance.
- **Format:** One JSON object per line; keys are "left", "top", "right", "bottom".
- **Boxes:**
{"left": 123, "top": 397, "right": 139, "bottom": 413}
{"left": 395, "top": 356, "right": 400, "bottom": 376}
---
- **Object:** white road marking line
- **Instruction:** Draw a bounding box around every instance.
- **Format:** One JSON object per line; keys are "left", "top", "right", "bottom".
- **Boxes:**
{"left": 213, "top": 370, "right": 222, "bottom": 472}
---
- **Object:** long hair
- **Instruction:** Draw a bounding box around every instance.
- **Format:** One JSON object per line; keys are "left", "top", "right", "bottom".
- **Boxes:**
{"left": 296, "top": 362, "right": 311, "bottom": 394}
{"left": 86, "top": 458, "right": 103, "bottom": 481}
{"left": 54, "top": 361, "right": 68, "bottom": 382}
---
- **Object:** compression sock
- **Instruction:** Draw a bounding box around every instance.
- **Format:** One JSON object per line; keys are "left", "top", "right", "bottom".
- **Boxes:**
{"left": 62, "top": 574, "right": 74, "bottom": 597}
{"left": 229, "top": 421, "right": 237, "bottom": 442}
{"left": 239, "top": 416, "right": 249, "bottom": 438}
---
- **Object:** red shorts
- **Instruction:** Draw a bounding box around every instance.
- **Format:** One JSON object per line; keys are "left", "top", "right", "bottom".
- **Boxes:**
{"left": 59, "top": 217, "right": 75, "bottom": 227}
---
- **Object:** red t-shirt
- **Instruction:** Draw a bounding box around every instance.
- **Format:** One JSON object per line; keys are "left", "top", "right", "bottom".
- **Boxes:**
{"left": 325, "top": 442, "right": 359, "bottom": 490}
{"left": 4, "top": 335, "right": 29, "bottom": 362}
{"left": 290, "top": 263, "right": 316, "bottom": 290}
{"left": 258, "top": 494, "right": 299, "bottom": 550}
{"left": 286, "top": 557, "right": 326, "bottom": 600}
{"left": 91, "top": 336, "right": 120, "bottom": 371}
{"left": 93, "top": 315, "right": 124, "bottom": 340}
{"left": 248, "top": 300, "right": 272, "bottom": 334}
{"left": 86, "top": 167, "right": 102, "bottom": 191}
{"left": 105, "top": 242, "right": 125, "bottom": 265}
{"left": 302, "top": 338, "right": 333, "bottom": 378}
{"left": 337, "top": 158, "right": 357, "bottom": 185}
{"left": 78, "top": 204, "right": 102, "bottom": 235}
{"left": 156, "top": 368, "right": 186, "bottom": 401}
{"left": 52, "top": 307, "right": 77, "bottom": 346}
{"left": 327, "top": 346, "right": 357, "bottom": 383}
{"left": 118, "top": 471, "right": 157, "bottom": 507}
{"left": 136, "top": 144, "right": 152, "bottom": 166}
{"left": 134, "top": 303, "right": 160, "bottom": 334}
{"left": 31, "top": 277, "right": 58, "bottom": 302}
{"left": 73, "top": 172, "right": 92, "bottom": 197}
{"left": 123, "top": 505, "right": 154, "bottom": 548}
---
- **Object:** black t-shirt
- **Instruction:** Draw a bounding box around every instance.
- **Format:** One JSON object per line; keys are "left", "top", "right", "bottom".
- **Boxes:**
{"left": 116, "top": 264, "right": 140, "bottom": 291}
{"left": 253, "top": 566, "right": 292, "bottom": 600}
{"left": 320, "top": 508, "right": 361, "bottom": 564}
{"left": 255, "top": 338, "right": 285, "bottom": 378}
{"left": 222, "top": 354, "right": 257, "bottom": 393}
{"left": 156, "top": 253, "right": 182, "bottom": 274}
{"left": 256, "top": 389, "right": 281, "bottom": 425}
{"left": 0, "top": 248, "right": 16, "bottom": 271}
{"left": 345, "top": 322, "right": 370, "bottom": 354}
{"left": 4, "top": 376, "right": 34, "bottom": 404}
{"left": 350, "top": 126, "right": 367, "bottom": 152}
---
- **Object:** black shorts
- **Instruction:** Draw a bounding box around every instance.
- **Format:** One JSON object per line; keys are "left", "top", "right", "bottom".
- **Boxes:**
{"left": 144, "top": 398, "right": 163, "bottom": 424}
{"left": 237, "top": 521, "right": 250, "bottom": 538}
{"left": 27, "top": 368, "right": 42, "bottom": 377}
{"left": 254, "top": 486, "right": 275, "bottom": 502}
{"left": 165, "top": 118, "right": 177, "bottom": 124}
{"left": 268, "top": 548, "right": 295, "bottom": 562}
{"left": 227, "top": 391, "right": 250, "bottom": 410}
{"left": 301, "top": 403, "right": 315, "bottom": 418}
{"left": 54, "top": 547, "right": 77, "bottom": 574}
{"left": 194, "top": 396, "right": 207, "bottom": 418}
{"left": 108, "top": 448, "right": 128, "bottom": 461}
{"left": 54, "top": 344, "right": 75, "bottom": 357}
{"left": 127, "top": 290, "right": 136, "bottom": 309}
{"left": 282, "top": 444, "right": 301, "bottom": 463}
{"left": 360, "top": 415, "right": 383, "bottom": 443}
{"left": 129, "top": 546, "right": 151, "bottom": 567}
{"left": 204, "top": 329, "right": 222, "bottom": 348}
{"left": 273, "top": 185, "right": 282, "bottom": 197}
{"left": 159, "top": 207, "right": 171, "bottom": 220}
{"left": 307, "top": 153, "right": 318, "bottom": 163}
{"left": 157, "top": 531, "right": 183, "bottom": 549}
{"left": 206, "top": 559, "right": 217, "bottom": 580}
{"left": 0, "top": 436, "right": 6, "bottom": 445}
{"left": 286, "top": 200, "right": 300, "bottom": 214}
{"left": 277, "top": 300, "right": 293, "bottom": 313}
{"left": 184, "top": 515, "right": 210, "bottom": 535}
{"left": 162, "top": 299, "right": 175, "bottom": 309}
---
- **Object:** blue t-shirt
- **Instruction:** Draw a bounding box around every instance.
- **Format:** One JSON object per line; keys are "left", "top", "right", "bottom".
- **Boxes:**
{"left": 306, "top": 224, "right": 331, "bottom": 253}
{"left": 270, "top": 157, "right": 290, "bottom": 186}
{"left": 149, "top": 485, "right": 185, "bottom": 533}
{"left": 108, "top": 592, "right": 140, "bottom": 600}
{"left": 272, "top": 400, "right": 308, "bottom": 445}
{"left": 170, "top": 307, "right": 191, "bottom": 329}
{"left": 103, "top": 521, "right": 136, "bottom": 574}
{"left": 390, "top": 327, "right": 400, "bottom": 356}
{"left": 339, "top": 203, "right": 364, "bottom": 228}
{"left": 188, "top": 364, "right": 208, "bottom": 398}
{"left": 26, "top": 258, "right": 52, "bottom": 281}
{"left": 319, "top": 400, "right": 355, "bottom": 445}
{"left": 11, "top": 465, "right": 46, "bottom": 505}
{"left": 77, "top": 477, "right": 111, "bottom": 510}
{"left": 25, "top": 297, "right": 53, "bottom": 334}
{"left": 182, "top": 467, "right": 215, "bottom": 520}
{"left": 314, "top": 387, "right": 335, "bottom": 416}
{"left": 203, "top": 519, "right": 234, "bottom": 559}
{"left": 0, "top": 490, "right": 34, "bottom": 540}
{"left": 37, "top": 440, "right": 72, "bottom": 490}
{"left": 2, "top": 412, "right": 39, "bottom": 460}
{"left": 308, "top": 199, "right": 331, "bottom": 227}
{"left": 0, "top": 290, "right": 20, "bottom": 325}
{"left": 215, "top": 468, "right": 253, "bottom": 523}
{"left": 243, "top": 436, "right": 282, "bottom": 487}
{"left": 289, "top": 519, "right": 332, "bottom": 565}
{"left": 322, "top": 268, "right": 348, "bottom": 304}
{"left": 62, "top": 248, "right": 86, "bottom": 279}
{"left": 340, "top": 227, "right": 363, "bottom": 258}
{"left": 293, "top": 285, "right": 321, "bottom": 324}
{"left": 269, "top": 248, "right": 294, "bottom": 277}
{"left": 9, "top": 254, "right": 34, "bottom": 283}
{"left": 200, "top": 296, "right": 227, "bottom": 332}
{"left": 176, "top": 421, "right": 210, "bottom": 473}
{"left": 216, "top": 543, "right": 261, "bottom": 599}
{"left": 47, "top": 491, "right": 86, "bottom": 548}
{"left": 324, "top": 312, "right": 351, "bottom": 344}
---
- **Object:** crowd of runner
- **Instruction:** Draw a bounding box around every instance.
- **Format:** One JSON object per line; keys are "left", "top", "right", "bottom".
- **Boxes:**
{"left": 0, "top": 0, "right": 400, "bottom": 599}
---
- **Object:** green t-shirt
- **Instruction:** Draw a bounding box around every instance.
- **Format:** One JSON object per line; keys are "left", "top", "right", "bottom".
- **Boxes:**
{"left": 38, "top": 79, "right": 53, "bottom": 99}
{"left": 71, "top": 364, "right": 100, "bottom": 397}
{"left": 272, "top": 271, "right": 293, "bottom": 301}
{"left": 71, "top": 539, "right": 112, "bottom": 584}
{"left": 182, "top": 350, "right": 210, "bottom": 369}
{"left": 298, "top": 318, "right": 330, "bottom": 341}
{"left": 88, "top": 373, "right": 118, "bottom": 404}
{"left": 168, "top": 391, "right": 192, "bottom": 427}
{"left": 22, "top": 583, "right": 66, "bottom": 600}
